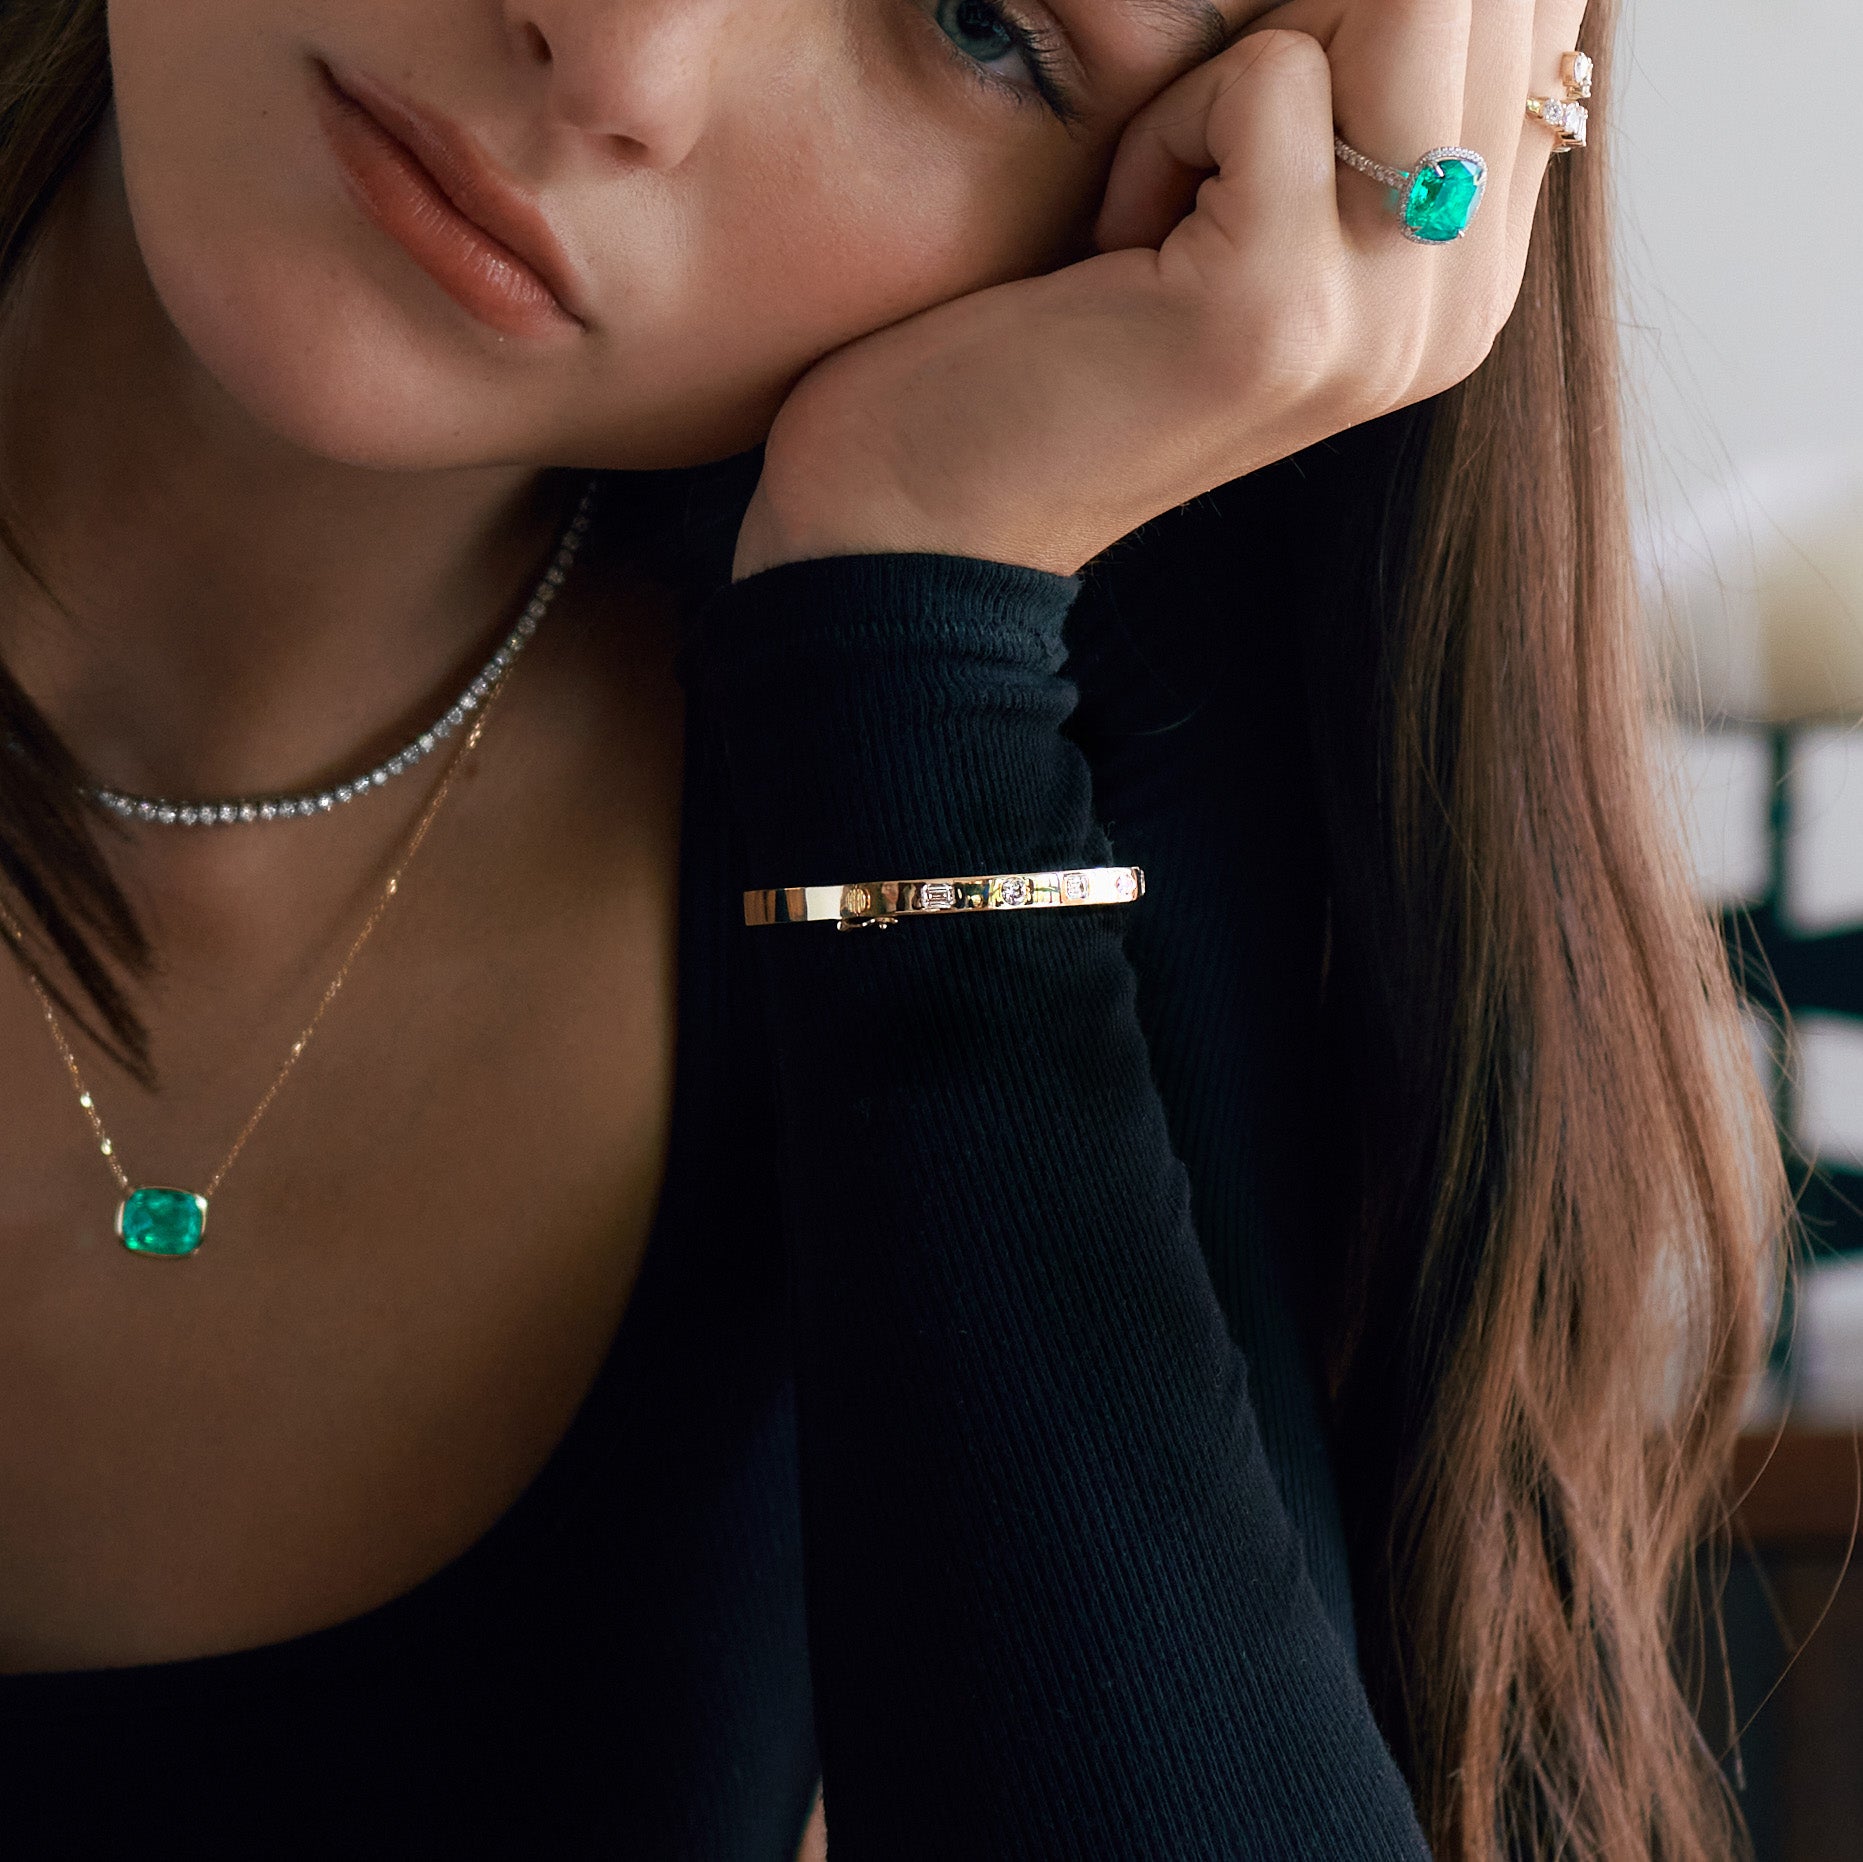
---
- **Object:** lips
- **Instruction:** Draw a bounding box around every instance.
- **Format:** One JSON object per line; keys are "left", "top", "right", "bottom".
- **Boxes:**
{"left": 313, "top": 58, "right": 588, "bottom": 341}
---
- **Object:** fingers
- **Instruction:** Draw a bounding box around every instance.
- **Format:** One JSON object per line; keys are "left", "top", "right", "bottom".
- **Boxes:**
{"left": 1466, "top": 0, "right": 1586, "bottom": 224}
{"left": 1093, "top": 30, "right": 1339, "bottom": 267}
{"left": 1086, "top": 0, "right": 1584, "bottom": 437}
{"left": 1462, "top": 0, "right": 1538, "bottom": 197}
{"left": 1504, "top": 0, "right": 1593, "bottom": 252}
{"left": 1326, "top": 0, "right": 1474, "bottom": 248}
{"left": 1256, "top": 0, "right": 1475, "bottom": 252}
{"left": 1468, "top": 0, "right": 1542, "bottom": 186}
{"left": 1442, "top": 0, "right": 1542, "bottom": 337}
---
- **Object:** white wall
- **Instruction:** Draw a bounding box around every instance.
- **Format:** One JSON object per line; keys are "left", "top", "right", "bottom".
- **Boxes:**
{"left": 1617, "top": 0, "right": 1863, "bottom": 718}
{"left": 1621, "top": 5, "right": 1863, "bottom": 1414}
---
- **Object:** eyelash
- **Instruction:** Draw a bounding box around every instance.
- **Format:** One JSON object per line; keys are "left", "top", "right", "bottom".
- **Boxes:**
{"left": 927, "top": 1, "right": 1083, "bottom": 128}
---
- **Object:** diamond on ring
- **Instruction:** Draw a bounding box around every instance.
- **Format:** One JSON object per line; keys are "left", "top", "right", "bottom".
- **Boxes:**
{"left": 1528, "top": 95, "right": 1588, "bottom": 149}
{"left": 1528, "top": 50, "right": 1594, "bottom": 153}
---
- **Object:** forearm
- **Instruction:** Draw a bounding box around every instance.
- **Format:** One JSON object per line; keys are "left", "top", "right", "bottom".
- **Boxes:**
{"left": 682, "top": 551, "right": 1429, "bottom": 1860}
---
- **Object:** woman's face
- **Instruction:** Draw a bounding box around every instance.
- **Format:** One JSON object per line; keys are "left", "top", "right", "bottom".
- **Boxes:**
{"left": 103, "top": 0, "right": 1233, "bottom": 474}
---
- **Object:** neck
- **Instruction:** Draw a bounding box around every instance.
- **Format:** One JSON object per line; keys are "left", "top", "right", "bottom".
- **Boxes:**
{"left": 0, "top": 114, "right": 576, "bottom": 802}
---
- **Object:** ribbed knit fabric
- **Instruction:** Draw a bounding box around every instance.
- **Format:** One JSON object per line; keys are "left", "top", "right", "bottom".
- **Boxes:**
{"left": 683, "top": 551, "right": 1430, "bottom": 1858}
{"left": 0, "top": 524, "right": 1431, "bottom": 1858}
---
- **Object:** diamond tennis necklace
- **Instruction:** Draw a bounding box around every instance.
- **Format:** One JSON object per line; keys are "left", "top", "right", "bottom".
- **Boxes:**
{"left": 2, "top": 629, "right": 527, "bottom": 1258}
{"left": 0, "top": 479, "right": 597, "bottom": 1256}
{"left": 87, "top": 477, "right": 599, "bottom": 828}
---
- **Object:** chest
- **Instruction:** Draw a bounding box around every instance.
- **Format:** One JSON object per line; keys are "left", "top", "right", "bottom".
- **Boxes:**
{"left": 0, "top": 619, "right": 688, "bottom": 1673}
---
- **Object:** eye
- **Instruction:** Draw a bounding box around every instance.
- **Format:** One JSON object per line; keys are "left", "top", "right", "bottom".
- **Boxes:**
{"left": 937, "top": 0, "right": 1028, "bottom": 79}
{"left": 922, "top": 0, "right": 1082, "bottom": 126}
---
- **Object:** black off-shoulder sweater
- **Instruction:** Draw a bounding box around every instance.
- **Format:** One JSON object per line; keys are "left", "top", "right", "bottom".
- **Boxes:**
{"left": 0, "top": 464, "right": 1432, "bottom": 1858}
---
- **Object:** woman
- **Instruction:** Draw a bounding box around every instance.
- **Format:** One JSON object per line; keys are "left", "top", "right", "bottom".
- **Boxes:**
{"left": 0, "top": 0, "right": 1779, "bottom": 1856}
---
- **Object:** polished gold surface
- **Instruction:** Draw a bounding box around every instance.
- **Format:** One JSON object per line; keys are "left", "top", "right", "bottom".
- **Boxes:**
{"left": 744, "top": 866, "right": 1146, "bottom": 929}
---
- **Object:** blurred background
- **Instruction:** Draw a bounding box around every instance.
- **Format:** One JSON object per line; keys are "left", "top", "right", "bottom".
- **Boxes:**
{"left": 1619, "top": 0, "right": 1862, "bottom": 1852}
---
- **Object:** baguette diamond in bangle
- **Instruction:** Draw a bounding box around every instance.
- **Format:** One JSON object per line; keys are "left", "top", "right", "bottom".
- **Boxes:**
{"left": 743, "top": 866, "right": 1146, "bottom": 930}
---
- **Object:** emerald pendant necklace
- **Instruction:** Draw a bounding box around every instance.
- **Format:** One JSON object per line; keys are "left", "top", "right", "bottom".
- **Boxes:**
{"left": 1, "top": 482, "right": 594, "bottom": 1257}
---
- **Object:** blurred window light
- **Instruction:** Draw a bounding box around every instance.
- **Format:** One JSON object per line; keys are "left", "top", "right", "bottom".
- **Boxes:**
{"left": 1790, "top": 1013, "right": 1863, "bottom": 1171}
{"left": 1792, "top": 1251, "right": 1863, "bottom": 1426}
{"left": 1665, "top": 726, "right": 1773, "bottom": 909}
{"left": 1784, "top": 726, "right": 1863, "bottom": 934}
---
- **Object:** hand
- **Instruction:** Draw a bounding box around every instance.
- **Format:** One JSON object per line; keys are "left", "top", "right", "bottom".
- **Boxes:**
{"left": 732, "top": 0, "right": 1587, "bottom": 583}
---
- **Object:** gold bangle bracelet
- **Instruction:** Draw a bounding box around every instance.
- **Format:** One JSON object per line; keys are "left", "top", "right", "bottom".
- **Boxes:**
{"left": 743, "top": 866, "right": 1146, "bottom": 931}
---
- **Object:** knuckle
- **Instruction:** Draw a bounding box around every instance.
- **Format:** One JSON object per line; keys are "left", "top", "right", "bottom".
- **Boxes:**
{"left": 1336, "top": 354, "right": 1390, "bottom": 419}
{"left": 1431, "top": 305, "right": 1503, "bottom": 396}
{"left": 1227, "top": 26, "right": 1329, "bottom": 91}
{"left": 1199, "top": 277, "right": 1335, "bottom": 400}
{"left": 1324, "top": 309, "right": 1413, "bottom": 419}
{"left": 1357, "top": 317, "right": 1429, "bottom": 411}
{"left": 1277, "top": 276, "right": 1357, "bottom": 393}
{"left": 1483, "top": 290, "right": 1518, "bottom": 356}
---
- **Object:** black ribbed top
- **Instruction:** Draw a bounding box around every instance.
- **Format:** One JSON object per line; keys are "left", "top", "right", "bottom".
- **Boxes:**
{"left": 0, "top": 474, "right": 1431, "bottom": 1857}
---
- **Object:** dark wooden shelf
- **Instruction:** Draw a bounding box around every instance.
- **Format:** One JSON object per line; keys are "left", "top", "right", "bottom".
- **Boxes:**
{"left": 1732, "top": 1428, "right": 1863, "bottom": 1546}
{"left": 1717, "top": 1429, "right": 1863, "bottom": 1860}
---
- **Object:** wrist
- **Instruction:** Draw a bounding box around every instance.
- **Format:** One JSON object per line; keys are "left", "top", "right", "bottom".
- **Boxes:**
{"left": 730, "top": 482, "right": 964, "bottom": 583}
{"left": 730, "top": 484, "right": 882, "bottom": 582}
{"left": 730, "top": 482, "right": 1098, "bottom": 583}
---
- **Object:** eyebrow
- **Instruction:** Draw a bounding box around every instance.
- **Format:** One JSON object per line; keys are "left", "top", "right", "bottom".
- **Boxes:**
{"left": 1122, "top": 0, "right": 1237, "bottom": 66}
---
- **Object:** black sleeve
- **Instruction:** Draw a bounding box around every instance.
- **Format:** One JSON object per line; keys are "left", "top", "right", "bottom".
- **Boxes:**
{"left": 678, "top": 551, "right": 1432, "bottom": 1861}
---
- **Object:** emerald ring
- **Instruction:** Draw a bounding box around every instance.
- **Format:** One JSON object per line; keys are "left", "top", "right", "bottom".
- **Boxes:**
{"left": 1333, "top": 138, "right": 1489, "bottom": 246}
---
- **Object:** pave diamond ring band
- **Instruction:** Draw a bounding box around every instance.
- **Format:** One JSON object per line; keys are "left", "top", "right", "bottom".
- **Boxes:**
{"left": 1332, "top": 139, "right": 1490, "bottom": 246}
{"left": 1527, "top": 50, "right": 1594, "bottom": 153}
{"left": 744, "top": 866, "right": 1146, "bottom": 931}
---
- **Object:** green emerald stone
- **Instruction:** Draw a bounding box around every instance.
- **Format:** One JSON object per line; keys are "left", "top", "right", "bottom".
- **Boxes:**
{"left": 1404, "top": 155, "right": 1485, "bottom": 244}
{"left": 118, "top": 1187, "right": 208, "bottom": 1257}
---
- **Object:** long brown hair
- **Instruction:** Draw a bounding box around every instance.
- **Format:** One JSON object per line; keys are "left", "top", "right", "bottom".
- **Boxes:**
{"left": 0, "top": 2, "right": 1782, "bottom": 1854}
{"left": 1286, "top": 6, "right": 1781, "bottom": 1848}
{"left": 0, "top": 0, "right": 146, "bottom": 1077}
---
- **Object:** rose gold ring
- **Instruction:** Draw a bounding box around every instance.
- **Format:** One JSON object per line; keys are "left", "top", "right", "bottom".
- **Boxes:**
{"left": 1528, "top": 50, "right": 1593, "bottom": 153}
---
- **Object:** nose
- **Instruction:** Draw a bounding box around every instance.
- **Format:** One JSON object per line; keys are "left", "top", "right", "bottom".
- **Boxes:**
{"left": 505, "top": 0, "right": 738, "bottom": 169}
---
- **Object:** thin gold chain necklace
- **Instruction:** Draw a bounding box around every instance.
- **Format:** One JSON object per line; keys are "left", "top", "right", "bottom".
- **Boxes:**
{"left": 0, "top": 485, "right": 595, "bottom": 1258}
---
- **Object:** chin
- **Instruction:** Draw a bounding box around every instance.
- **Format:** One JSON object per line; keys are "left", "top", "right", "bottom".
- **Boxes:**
{"left": 138, "top": 241, "right": 564, "bottom": 470}
{"left": 111, "top": 117, "right": 798, "bottom": 476}
{"left": 145, "top": 242, "right": 785, "bottom": 478}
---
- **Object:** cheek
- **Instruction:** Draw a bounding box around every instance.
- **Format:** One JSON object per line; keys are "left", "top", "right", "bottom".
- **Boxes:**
{"left": 107, "top": 0, "right": 573, "bottom": 468}
{"left": 102, "top": 0, "right": 1100, "bottom": 473}
{"left": 583, "top": 97, "right": 1084, "bottom": 427}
